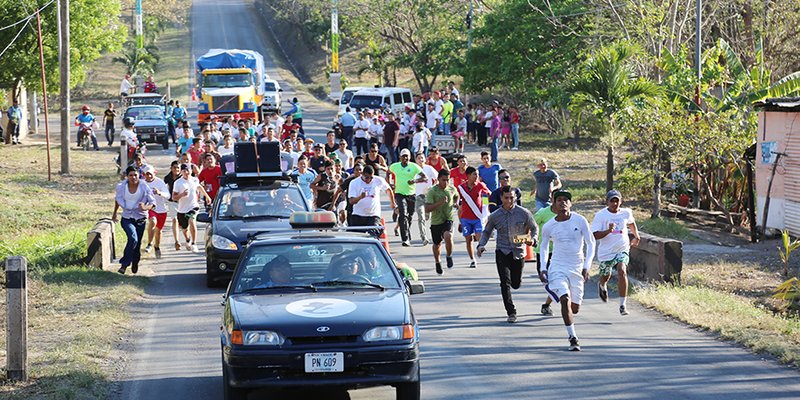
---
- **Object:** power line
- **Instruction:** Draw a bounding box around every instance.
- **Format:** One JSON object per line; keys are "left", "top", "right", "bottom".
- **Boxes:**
{"left": 526, "top": 1, "right": 630, "bottom": 20}
{"left": 0, "top": 0, "right": 55, "bottom": 32}
{"left": 0, "top": 19, "right": 32, "bottom": 59}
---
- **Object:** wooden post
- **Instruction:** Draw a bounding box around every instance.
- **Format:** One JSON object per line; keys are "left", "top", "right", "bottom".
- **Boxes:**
{"left": 6, "top": 256, "right": 28, "bottom": 381}
{"left": 166, "top": 82, "right": 171, "bottom": 102}
{"left": 120, "top": 138, "right": 128, "bottom": 174}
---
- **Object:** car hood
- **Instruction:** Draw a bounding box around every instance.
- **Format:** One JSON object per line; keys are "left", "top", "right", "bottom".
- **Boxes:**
{"left": 230, "top": 290, "right": 409, "bottom": 337}
{"left": 212, "top": 218, "right": 291, "bottom": 247}
{"left": 134, "top": 119, "right": 166, "bottom": 127}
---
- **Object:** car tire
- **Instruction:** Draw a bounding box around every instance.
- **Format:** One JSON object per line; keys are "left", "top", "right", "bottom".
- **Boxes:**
{"left": 395, "top": 365, "right": 420, "bottom": 400}
{"left": 222, "top": 362, "right": 249, "bottom": 400}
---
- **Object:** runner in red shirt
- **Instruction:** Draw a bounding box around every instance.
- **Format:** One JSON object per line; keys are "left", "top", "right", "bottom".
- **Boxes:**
{"left": 449, "top": 154, "right": 469, "bottom": 188}
{"left": 197, "top": 153, "right": 223, "bottom": 203}
{"left": 281, "top": 115, "right": 302, "bottom": 140}
{"left": 427, "top": 147, "right": 448, "bottom": 171}
{"left": 458, "top": 166, "right": 490, "bottom": 268}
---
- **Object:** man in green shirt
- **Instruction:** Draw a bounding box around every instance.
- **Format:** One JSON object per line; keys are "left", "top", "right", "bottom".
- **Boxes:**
{"left": 425, "top": 168, "right": 458, "bottom": 275}
{"left": 389, "top": 148, "right": 425, "bottom": 247}
{"left": 534, "top": 204, "right": 557, "bottom": 315}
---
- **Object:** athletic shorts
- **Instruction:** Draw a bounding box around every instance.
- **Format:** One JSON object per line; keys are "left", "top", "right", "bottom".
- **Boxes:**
{"left": 148, "top": 209, "right": 168, "bottom": 230}
{"left": 545, "top": 269, "right": 585, "bottom": 305}
{"left": 460, "top": 218, "right": 483, "bottom": 237}
{"left": 430, "top": 221, "right": 453, "bottom": 245}
{"left": 167, "top": 202, "right": 178, "bottom": 218}
{"left": 177, "top": 208, "right": 199, "bottom": 229}
{"left": 598, "top": 252, "right": 630, "bottom": 276}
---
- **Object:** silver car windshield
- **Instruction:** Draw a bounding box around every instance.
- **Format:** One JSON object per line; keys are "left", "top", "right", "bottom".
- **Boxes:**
{"left": 217, "top": 187, "right": 307, "bottom": 220}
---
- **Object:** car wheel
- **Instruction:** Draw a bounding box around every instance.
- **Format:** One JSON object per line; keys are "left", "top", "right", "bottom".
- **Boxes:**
{"left": 395, "top": 365, "right": 420, "bottom": 400}
{"left": 222, "top": 362, "right": 249, "bottom": 400}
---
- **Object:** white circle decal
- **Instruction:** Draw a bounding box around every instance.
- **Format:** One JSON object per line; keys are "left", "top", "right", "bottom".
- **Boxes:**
{"left": 285, "top": 298, "right": 357, "bottom": 319}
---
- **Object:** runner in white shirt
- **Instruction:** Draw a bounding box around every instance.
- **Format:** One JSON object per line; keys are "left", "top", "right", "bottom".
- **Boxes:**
{"left": 591, "top": 190, "right": 640, "bottom": 315}
{"left": 347, "top": 165, "right": 396, "bottom": 237}
{"left": 142, "top": 165, "right": 170, "bottom": 259}
{"left": 414, "top": 153, "right": 438, "bottom": 245}
{"left": 539, "top": 190, "right": 595, "bottom": 352}
{"left": 412, "top": 122, "right": 431, "bottom": 155}
{"left": 218, "top": 135, "right": 235, "bottom": 157}
{"left": 172, "top": 163, "right": 211, "bottom": 253}
{"left": 335, "top": 139, "right": 354, "bottom": 169}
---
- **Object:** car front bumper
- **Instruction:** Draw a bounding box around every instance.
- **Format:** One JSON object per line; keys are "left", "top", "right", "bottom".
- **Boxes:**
{"left": 223, "top": 342, "right": 419, "bottom": 390}
{"left": 206, "top": 247, "right": 241, "bottom": 281}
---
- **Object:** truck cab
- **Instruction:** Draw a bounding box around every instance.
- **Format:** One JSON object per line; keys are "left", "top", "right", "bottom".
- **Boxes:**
{"left": 196, "top": 49, "right": 267, "bottom": 125}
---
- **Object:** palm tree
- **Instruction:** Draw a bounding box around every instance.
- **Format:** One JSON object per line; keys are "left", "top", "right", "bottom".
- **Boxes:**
{"left": 357, "top": 40, "right": 393, "bottom": 87}
{"left": 571, "top": 42, "right": 659, "bottom": 191}
{"left": 112, "top": 41, "right": 160, "bottom": 77}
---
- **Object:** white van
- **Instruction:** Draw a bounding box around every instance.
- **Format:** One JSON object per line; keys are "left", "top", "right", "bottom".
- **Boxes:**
{"left": 338, "top": 86, "right": 369, "bottom": 116}
{"left": 348, "top": 87, "right": 414, "bottom": 116}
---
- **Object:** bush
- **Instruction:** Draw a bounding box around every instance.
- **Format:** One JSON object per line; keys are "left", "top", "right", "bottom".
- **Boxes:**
{"left": 639, "top": 217, "right": 693, "bottom": 240}
{"left": 615, "top": 164, "right": 651, "bottom": 200}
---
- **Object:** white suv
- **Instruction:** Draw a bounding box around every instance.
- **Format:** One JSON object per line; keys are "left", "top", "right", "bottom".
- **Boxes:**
{"left": 261, "top": 78, "right": 283, "bottom": 114}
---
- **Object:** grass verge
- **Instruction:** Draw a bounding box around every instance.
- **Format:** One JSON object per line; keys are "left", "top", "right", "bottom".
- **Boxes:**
{"left": 634, "top": 284, "right": 800, "bottom": 367}
{"left": 638, "top": 217, "right": 693, "bottom": 240}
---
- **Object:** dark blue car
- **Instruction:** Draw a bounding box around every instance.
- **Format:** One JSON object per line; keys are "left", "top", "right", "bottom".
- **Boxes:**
{"left": 220, "top": 221, "right": 423, "bottom": 400}
{"left": 198, "top": 179, "right": 310, "bottom": 287}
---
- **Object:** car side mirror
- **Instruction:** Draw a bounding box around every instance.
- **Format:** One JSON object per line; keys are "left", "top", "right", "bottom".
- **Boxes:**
{"left": 197, "top": 212, "right": 211, "bottom": 223}
{"left": 406, "top": 280, "right": 425, "bottom": 295}
{"left": 278, "top": 88, "right": 283, "bottom": 92}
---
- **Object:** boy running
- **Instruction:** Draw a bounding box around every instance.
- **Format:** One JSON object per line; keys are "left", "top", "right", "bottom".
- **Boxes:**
{"left": 539, "top": 190, "right": 595, "bottom": 351}
{"left": 591, "top": 190, "right": 640, "bottom": 315}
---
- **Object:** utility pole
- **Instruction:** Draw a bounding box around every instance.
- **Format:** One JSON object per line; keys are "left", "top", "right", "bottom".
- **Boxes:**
{"left": 59, "top": 0, "right": 70, "bottom": 175}
{"left": 329, "top": 0, "right": 342, "bottom": 100}
{"left": 135, "top": 0, "right": 143, "bottom": 48}
{"left": 692, "top": 0, "right": 702, "bottom": 208}
{"left": 36, "top": 10, "right": 53, "bottom": 181}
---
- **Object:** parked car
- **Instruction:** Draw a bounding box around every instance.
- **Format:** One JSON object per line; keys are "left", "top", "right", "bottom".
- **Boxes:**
{"left": 260, "top": 78, "right": 283, "bottom": 115}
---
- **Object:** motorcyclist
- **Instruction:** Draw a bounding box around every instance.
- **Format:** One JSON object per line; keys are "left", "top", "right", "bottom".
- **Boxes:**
{"left": 75, "top": 105, "right": 99, "bottom": 150}
{"left": 121, "top": 116, "right": 140, "bottom": 161}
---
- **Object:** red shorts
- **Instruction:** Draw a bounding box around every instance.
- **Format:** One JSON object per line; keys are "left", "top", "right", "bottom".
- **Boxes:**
{"left": 148, "top": 209, "right": 168, "bottom": 229}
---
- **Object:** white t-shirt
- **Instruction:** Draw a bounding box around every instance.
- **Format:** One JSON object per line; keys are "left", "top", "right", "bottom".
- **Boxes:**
{"left": 369, "top": 122, "right": 383, "bottom": 142}
{"left": 415, "top": 164, "right": 437, "bottom": 196}
{"left": 218, "top": 146, "right": 234, "bottom": 156}
{"left": 120, "top": 78, "right": 133, "bottom": 95}
{"left": 434, "top": 99, "right": 444, "bottom": 115}
{"left": 450, "top": 88, "right": 459, "bottom": 98}
{"left": 335, "top": 148, "right": 354, "bottom": 169}
{"left": 121, "top": 128, "right": 137, "bottom": 147}
{"left": 354, "top": 119, "right": 371, "bottom": 139}
{"left": 540, "top": 213, "right": 596, "bottom": 273}
{"left": 591, "top": 207, "right": 635, "bottom": 261}
{"left": 426, "top": 111, "right": 441, "bottom": 130}
{"left": 173, "top": 176, "right": 201, "bottom": 213}
{"left": 412, "top": 128, "right": 431, "bottom": 152}
{"left": 348, "top": 176, "right": 391, "bottom": 217}
{"left": 147, "top": 177, "right": 170, "bottom": 213}
{"left": 483, "top": 111, "right": 494, "bottom": 128}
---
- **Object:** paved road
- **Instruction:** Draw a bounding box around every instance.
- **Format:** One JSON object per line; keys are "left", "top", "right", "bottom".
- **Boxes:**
{"left": 116, "top": 0, "right": 800, "bottom": 399}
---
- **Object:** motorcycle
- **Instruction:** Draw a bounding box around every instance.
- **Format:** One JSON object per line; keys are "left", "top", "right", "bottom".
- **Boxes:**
{"left": 78, "top": 121, "right": 97, "bottom": 151}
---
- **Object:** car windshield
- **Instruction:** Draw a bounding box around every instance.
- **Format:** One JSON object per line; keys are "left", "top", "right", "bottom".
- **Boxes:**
{"left": 348, "top": 95, "right": 382, "bottom": 109}
{"left": 231, "top": 242, "right": 402, "bottom": 293}
{"left": 264, "top": 82, "right": 277, "bottom": 91}
{"left": 126, "top": 107, "right": 164, "bottom": 120}
{"left": 203, "top": 73, "right": 253, "bottom": 88}
{"left": 341, "top": 90, "right": 358, "bottom": 105}
{"left": 217, "top": 186, "right": 307, "bottom": 220}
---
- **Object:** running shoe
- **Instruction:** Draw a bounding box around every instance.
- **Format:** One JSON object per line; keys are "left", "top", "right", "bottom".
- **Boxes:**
{"left": 435, "top": 262, "right": 443, "bottom": 275}
{"left": 117, "top": 266, "right": 126, "bottom": 274}
{"left": 569, "top": 336, "right": 581, "bottom": 351}
{"left": 154, "top": 247, "right": 162, "bottom": 259}
{"left": 541, "top": 304, "right": 553, "bottom": 316}
{"left": 619, "top": 305, "right": 629, "bottom": 316}
{"left": 186, "top": 242, "right": 192, "bottom": 252}
{"left": 599, "top": 282, "right": 608, "bottom": 303}
{"left": 468, "top": 260, "right": 477, "bottom": 268}
{"left": 446, "top": 256, "right": 454, "bottom": 269}
{"left": 422, "top": 239, "right": 429, "bottom": 246}
{"left": 507, "top": 314, "right": 517, "bottom": 323}
{"left": 144, "top": 244, "right": 152, "bottom": 253}
{"left": 402, "top": 241, "right": 411, "bottom": 247}
{"left": 131, "top": 262, "right": 138, "bottom": 274}
{"left": 175, "top": 242, "right": 181, "bottom": 251}
{"left": 191, "top": 243, "right": 199, "bottom": 253}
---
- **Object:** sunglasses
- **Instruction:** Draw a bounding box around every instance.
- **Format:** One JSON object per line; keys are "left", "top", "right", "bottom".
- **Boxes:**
{"left": 499, "top": 176, "right": 510, "bottom": 180}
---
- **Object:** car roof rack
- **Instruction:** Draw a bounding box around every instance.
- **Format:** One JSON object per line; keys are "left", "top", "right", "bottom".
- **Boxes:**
{"left": 245, "top": 225, "right": 382, "bottom": 243}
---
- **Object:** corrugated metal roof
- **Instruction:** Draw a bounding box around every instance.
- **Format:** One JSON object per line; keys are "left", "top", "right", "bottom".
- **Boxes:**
{"left": 754, "top": 97, "right": 800, "bottom": 111}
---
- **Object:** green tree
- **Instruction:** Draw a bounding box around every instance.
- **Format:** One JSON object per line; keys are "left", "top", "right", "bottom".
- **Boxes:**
{"left": 0, "top": 0, "right": 126, "bottom": 98}
{"left": 113, "top": 41, "right": 160, "bottom": 76}
{"left": 356, "top": 40, "right": 392, "bottom": 87}
{"left": 571, "top": 42, "right": 659, "bottom": 191}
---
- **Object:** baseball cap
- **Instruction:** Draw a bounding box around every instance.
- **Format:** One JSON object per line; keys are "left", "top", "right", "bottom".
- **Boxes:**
{"left": 180, "top": 163, "right": 191, "bottom": 171}
{"left": 552, "top": 189, "right": 572, "bottom": 201}
{"left": 399, "top": 148, "right": 411, "bottom": 158}
{"left": 304, "top": 138, "right": 314, "bottom": 143}
{"left": 313, "top": 143, "right": 324, "bottom": 148}
{"left": 233, "top": 114, "right": 241, "bottom": 120}
{"left": 142, "top": 165, "right": 156, "bottom": 175}
{"left": 606, "top": 190, "right": 622, "bottom": 201}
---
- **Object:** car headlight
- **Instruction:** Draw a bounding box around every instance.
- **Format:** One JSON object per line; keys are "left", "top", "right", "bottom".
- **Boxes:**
{"left": 362, "top": 325, "right": 414, "bottom": 342}
{"left": 244, "top": 330, "right": 284, "bottom": 346}
{"left": 211, "top": 234, "right": 238, "bottom": 250}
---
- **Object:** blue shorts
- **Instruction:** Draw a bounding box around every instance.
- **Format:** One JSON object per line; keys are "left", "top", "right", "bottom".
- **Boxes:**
{"left": 460, "top": 218, "right": 483, "bottom": 237}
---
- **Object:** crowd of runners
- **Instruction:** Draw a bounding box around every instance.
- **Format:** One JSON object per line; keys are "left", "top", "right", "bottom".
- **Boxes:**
{"left": 110, "top": 81, "right": 641, "bottom": 352}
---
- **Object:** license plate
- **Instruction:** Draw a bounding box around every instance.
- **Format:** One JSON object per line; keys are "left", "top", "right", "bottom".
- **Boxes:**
{"left": 434, "top": 138, "right": 455, "bottom": 150}
{"left": 304, "top": 352, "right": 344, "bottom": 373}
